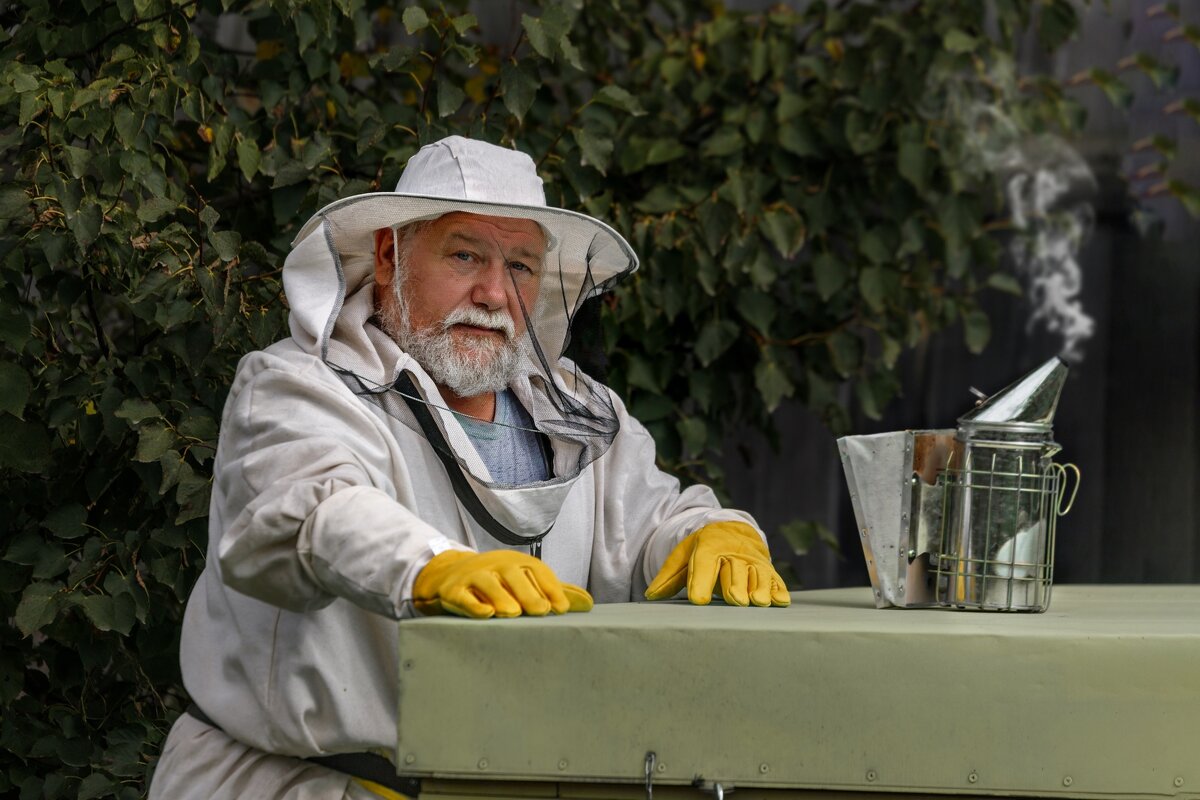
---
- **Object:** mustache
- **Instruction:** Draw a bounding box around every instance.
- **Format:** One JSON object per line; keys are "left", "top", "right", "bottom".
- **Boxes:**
{"left": 441, "top": 307, "right": 517, "bottom": 341}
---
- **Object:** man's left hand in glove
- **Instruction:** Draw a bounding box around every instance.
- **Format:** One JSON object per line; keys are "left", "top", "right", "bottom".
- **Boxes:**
{"left": 644, "top": 521, "right": 790, "bottom": 607}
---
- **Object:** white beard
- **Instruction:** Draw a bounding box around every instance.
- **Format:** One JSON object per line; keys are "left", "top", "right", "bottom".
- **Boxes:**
{"left": 380, "top": 283, "right": 527, "bottom": 398}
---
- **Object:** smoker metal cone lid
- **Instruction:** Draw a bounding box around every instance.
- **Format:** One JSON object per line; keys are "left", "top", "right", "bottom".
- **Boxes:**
{"left": 958, "top": 357, "right": 1069, "bottom": 429}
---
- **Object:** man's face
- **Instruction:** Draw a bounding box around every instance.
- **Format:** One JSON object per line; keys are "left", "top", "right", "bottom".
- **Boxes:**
{"left": 374, "top": 212, "right": 546, "bottom": 397}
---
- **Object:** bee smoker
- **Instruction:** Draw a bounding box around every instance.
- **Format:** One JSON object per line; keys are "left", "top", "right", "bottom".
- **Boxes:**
{"left": 837, "top": 358, "right": 1080, "bottom": 612}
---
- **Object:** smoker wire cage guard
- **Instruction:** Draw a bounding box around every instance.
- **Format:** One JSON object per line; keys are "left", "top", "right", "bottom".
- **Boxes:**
{"left": 933, "top": 442, "right": 1079, "bottom": 611}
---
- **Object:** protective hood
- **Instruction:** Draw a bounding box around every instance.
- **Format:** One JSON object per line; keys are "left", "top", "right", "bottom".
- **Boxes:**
{"left": 284, "top": 136, "right": 637, "bottom": 381}
{"left": 278, "top": 136, "right": 639, "bottom": 542}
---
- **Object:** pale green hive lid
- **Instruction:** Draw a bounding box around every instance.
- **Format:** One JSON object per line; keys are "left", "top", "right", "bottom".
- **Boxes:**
{"left": 396, "top": 585, "right": 1200, "bottom": 798}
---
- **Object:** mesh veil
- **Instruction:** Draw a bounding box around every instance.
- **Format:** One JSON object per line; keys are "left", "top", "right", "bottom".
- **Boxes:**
{"left": 307, "top": 195, "right": 637, "bottom": 512}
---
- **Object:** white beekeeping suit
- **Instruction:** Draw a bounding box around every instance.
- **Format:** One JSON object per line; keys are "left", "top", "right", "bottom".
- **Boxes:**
{"left": 149, "top": 136, "right": 763, "bottom": 800}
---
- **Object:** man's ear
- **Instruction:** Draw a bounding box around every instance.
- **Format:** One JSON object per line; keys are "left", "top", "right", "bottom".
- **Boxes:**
{"left": 373, "top": 228, "right": 395, "bottom": 289}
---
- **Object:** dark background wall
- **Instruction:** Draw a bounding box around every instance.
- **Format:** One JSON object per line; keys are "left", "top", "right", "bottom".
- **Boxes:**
{"left": 723, "top": 0, "right": 1200, "bottom": 588}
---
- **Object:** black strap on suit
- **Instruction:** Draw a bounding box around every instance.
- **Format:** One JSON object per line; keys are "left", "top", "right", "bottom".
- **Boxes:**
{"left": 393, "top": 371, "right": 552, "bottom": 558}
{"left": 184, "top": 704, "right": 420, "bottom": 798}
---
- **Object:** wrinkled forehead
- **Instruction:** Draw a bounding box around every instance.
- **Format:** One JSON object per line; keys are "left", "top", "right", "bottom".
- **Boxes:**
{"left": 390, "top": 211, "right": 552, "bottom": 260}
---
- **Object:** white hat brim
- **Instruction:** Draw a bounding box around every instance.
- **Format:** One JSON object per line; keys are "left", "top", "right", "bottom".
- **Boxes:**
{"left": 289, "top": 192, "right": 638, "bottom": 361}
{"left": 293, "top": 192, "right": 638, "bottom": 284}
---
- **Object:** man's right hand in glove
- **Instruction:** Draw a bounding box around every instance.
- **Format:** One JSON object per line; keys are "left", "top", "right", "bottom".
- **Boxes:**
{"left": 413, "top": 550, "right": 593, "bottom": 619}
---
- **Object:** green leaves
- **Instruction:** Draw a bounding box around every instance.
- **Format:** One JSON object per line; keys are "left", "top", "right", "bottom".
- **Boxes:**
{"left": 702, "top": 128, "right": 744, "bottom": 158}
{"left": 858, "top": 266, "right": 886, "bottom": 312}
{"left": 14, "top": 582, "right": 62, "bottom": 636}
{"left": 437, "top": 82, "right": 466, "bottom": 118}
{"left": 857, "top": 368, "right": 900, "bottom": 420}
{"left": 594, "top": 85, "right": 645, "bottom": 116}
{"left": 676, "top": 415, "right": 707, "bottom": 457}
{"left": 501, "top": 63, "right": 539, "bottom": 121}
{"left": 137, "top": 196, "right": 178, "bottom": 223}
{"left": 114, "top": 398, "right": 162, "bottom": 424}
{"left": 942, "top": 29, "right": 978, "bottom": 54}
{"left": 1167, "top": 180, "right": 1200, "bottom": 218}
{"left": 573, "top": 127, "right": 613, "bottom": 175}
{"left": 522, "top": 13, "right": 556, "bottom": 58}
{"left": 403, "top": 6, "right": 430, "bottom": 34}
{"left": 77, "top": 773, "right": 116, "bottom": 800}
{"left": 1087, "top": 68, "right": 1133, "bottom": 110}
{"left": 779, "top": 519, "right": 838, "bottom": 556}
{"left": 936, "top": 193, "right": 979, "bottom": 268}
{"left": 67, "top": 201, "right": 103, "bottom": 250}
{"left": 736, "top": 289, "right": 776, "bottom": 336}
{"left": 758, "top": 206, "right": 806, "bottom": 258}
{"left": 42, "top": 505, "right": 88, "bottom": 540}
{"left": 827, "top": 330, "right": 863, "bottom": 377}
{"left": 962, "top": 308, "right": 991, "bottom": 354}
{"left": 1037, "top": 0, "right": 1079, "bottom": 51}
{"left": 209, "top": 229, "right": 241, "bottom": 261}
{"left": 135, "top": 424, "right": 177, "bottom": 463}
{"left": 897, "top": 122, "right": 930, "bottom": 193}
{"left": 812, "top": 252, "right": 846, "bottom": 300}
{"left": 755, "top": 351, "right": 794, "bottom": 413}
{"left": 74, "top": 593, "right": 137, "bottom": 635}
{"left": 237, "top": 136, "right": 261, "bottom": 182}
{"left": 987, "top": 272, "right": 1023, "bottom": 296}
{"left": 844, "top": 109, "right": 884, "bottom": 154}
{"left": 522, "top": 5, "right": 582, "bottom": 68}
{"left": 695, "top": 319, "right": 739, "bottom": 366}
{"left": 63, "top": 145, "right": 93, "bottom": 179}
{"left": 0, "top": 361, "right": 32, "bottom": 418}
{"left": 0, "top": 185, "right": 30, "bottom": 220}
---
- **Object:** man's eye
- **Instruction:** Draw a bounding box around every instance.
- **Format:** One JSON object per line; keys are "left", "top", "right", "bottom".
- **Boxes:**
{"left": 452, "top": 251, "right": 473, "bottom": 262}
{"left": 508, "top": 261, "right": 532, "bottom": 274}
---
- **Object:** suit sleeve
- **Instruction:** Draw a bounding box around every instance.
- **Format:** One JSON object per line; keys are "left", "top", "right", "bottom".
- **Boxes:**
{"left": 587, "top": 389, "right": 765, "bottom": 602}
{"left": 211, "top": 354, "right": 467, "bottom": 619}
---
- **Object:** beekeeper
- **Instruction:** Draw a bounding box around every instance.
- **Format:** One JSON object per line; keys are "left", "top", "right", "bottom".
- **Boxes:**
{"left": 149, "top": 136, "right": 789, "bottom": 800}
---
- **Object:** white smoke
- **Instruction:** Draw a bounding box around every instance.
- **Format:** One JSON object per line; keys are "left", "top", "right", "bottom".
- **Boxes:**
{"left": 1003, "top": 137, "right": 1099, "bottom": 362}
{"left": 959, "top": 102, "right": 1098, "bottom": 363}
{"left": 1006, "top": 158, "right": 1096, "bottom": 363}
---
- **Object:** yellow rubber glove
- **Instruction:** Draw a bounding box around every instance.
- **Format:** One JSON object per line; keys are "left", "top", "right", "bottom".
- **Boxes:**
{"left": 644, "top": 521, "right": 790, "bottom": 607}
{"left": 413, "top": 550, "right": 593, "bottom": 619}
{"left": 353, "top": 778, "right": 410, "bottom": 799}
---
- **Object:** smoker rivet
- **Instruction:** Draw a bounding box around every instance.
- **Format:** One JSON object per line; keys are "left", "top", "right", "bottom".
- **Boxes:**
{"left": 558, "top": 759, "right": 569, "bottom": 770}
{"left": 402, "top": 660, "right": 414, "bottom": 671}
{"left": 404, "top": 754, "right": 416, "bottom": 765}
{"left": 657, "top": 762, "right": 667, "bottom": 773}
{"left": 1062, "top": 776, "right": 1073, "bottom": 787}
{"left": 907, "top": 549, "right": 916, "bottom": 559}
{"left": 478, "top": 758, "right": 488, "bottom": 770}
{"left": 968, "top": 772, "right": 978, "bottom": 784}
{"left": 866, "top": 770, "right": 877, "bottom": 782}
{"left": 860, "top": 528, "right": 868, "bottom": 538}
{"left": 759, "top": 763, "right": 770, "bottom": 774}
{"left": 1174, "top": 777, "right": 1184, "bottom": 788}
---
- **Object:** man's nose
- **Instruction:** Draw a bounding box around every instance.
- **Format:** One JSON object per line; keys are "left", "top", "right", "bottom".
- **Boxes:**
{"left": 471, "top": 258, "right": 510, "bottom": 310}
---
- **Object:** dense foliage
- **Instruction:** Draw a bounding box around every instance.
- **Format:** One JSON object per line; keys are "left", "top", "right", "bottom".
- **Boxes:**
{"left": 4, "top": 0, "right": 1193, "bottom": 796}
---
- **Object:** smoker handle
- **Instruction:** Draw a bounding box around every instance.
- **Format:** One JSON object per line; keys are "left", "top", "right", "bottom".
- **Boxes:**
{"left": 1055, "top": 462, "right": 1081, "bottom": 516}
